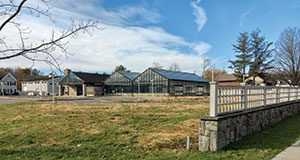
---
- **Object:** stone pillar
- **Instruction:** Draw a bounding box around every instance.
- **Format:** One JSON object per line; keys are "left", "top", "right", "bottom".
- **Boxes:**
{"left": 58, "top": 85, "right": 62, "bottom": 96}
{"left": 82, "top": 84, "right": 86, "bottom": 96}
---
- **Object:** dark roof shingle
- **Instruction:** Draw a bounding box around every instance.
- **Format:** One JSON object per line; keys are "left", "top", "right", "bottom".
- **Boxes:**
{"left": 73, "top": 72, "right": 109, "bottom": 84}
{"left": 215, "top": 74, "right": 237, "bottom": 82}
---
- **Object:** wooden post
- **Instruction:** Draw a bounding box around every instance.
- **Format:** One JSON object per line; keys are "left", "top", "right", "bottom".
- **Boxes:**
{"left": 82, "top": 84, "right": 86, "bottom": 97}
{"left": 58, "top": 85, "right": 62, "bottom": 96}
{"left": 210, "top": 82, "right": 218, "bottom": 117}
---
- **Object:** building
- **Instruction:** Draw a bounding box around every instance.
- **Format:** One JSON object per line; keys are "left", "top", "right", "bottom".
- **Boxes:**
{"left": 21, "top": 76, "right": 63, "bottom": 96}
{"left": 133, "top": 68, "right": 209, "bottom": 96}
{"left": 216, "top": 74, "right": 265, "bottom": 86}
{"left": 215, "top": 74, "right": 240, "bottom": 86}
{"left": 59, "top": 70, "right": 109, "bottom": 96}
{"left": 0, "top": 72, "right": 17, "bottom": 95}
{"left": 104, "top": 71, "right": 140, "bottom": 94}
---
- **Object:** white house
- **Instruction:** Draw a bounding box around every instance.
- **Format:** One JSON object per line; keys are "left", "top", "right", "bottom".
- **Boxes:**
{"left": 0, "top": 72, "right": 17, "bottom": 95}
{"left": 22, "top": 76, "right": 63, "bottom": 96}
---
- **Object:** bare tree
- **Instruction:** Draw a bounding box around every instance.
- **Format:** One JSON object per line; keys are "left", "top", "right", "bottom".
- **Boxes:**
{"left": 275, "top": 27, "right": 300, "bottom": 86}
{"left": 0, "top": 0, "right": 98, "bottom": 70}
{"left": 203, "top": 68, "right": 227, "bottom": 82}
{"left": 168, "top": 62, "right": 181, "bottom": 71}
{"left": 152, "top": 61, "right": 163, "bottom": 69}
{"left": 201, "top": 57, "right": 214, "bottom": 76}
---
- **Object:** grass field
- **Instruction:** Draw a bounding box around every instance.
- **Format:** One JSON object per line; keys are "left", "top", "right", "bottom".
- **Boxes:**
{"left": 0, "top": 100, "right": 300, "bottom": 159}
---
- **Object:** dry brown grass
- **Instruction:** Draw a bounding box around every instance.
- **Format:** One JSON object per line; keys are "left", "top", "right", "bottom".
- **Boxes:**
{"left": 1, "top": 100, "right": 209, "bottom": 151}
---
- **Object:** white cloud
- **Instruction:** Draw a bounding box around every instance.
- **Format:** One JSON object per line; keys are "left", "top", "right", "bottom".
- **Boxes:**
{"left": 240, "top": 8, "right": 253, "bottom": 27}
{"left": 0, "top": 0, "right": 211, "bottom": 75}
{"left": 191, "top": 0, "right": 207, "bottom": 32}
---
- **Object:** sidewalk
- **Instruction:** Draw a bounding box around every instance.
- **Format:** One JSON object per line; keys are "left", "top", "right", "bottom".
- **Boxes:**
{"left": 272, "top": 140, "right": 300, "bottom": 160}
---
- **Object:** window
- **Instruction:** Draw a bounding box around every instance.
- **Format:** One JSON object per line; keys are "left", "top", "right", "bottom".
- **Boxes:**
{"left": 186, "top": 87, "right": 192, "bottom": 93}
{"left": 175, "top": 85, "right": 183, "bottom": 95}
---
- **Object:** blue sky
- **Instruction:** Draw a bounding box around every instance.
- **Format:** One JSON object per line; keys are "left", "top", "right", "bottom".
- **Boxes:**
{"left": 2, "top": 0, "right": 300, "bottom": 75}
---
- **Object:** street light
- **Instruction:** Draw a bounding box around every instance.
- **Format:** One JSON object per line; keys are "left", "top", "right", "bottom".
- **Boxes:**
{"left": 49, "top": 71, "right": 56, "bottom": 103}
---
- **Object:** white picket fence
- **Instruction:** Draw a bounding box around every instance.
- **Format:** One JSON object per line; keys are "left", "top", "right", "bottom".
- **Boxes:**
{"left": 209, "top": 82, "right": 300, "bottom": 116}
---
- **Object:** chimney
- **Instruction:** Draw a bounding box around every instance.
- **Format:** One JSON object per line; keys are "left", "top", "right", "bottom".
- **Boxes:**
{"left": 64, "top": 69, "right": 71, "bottom": 76}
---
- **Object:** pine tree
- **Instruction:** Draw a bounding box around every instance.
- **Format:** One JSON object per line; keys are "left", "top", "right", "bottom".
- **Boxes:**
{"left": 249, "top": 29, "right": 274, "bottom": 85}
{"left": 229, "top": 32, "right": 252, "bottom": 82}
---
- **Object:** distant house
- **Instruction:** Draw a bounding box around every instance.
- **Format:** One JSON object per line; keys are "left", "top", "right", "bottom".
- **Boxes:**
{"left": 215, "top": 74, "right": 240, "bottom": 86}
{"left": 216, "top": 74, "right": 265, "bottom": 86}
{"left": 105, "top": 71, "right": 140, "bottom": 94}
{"left": 21, "top": 76, "right": 63, "bottom": 96}
{"left": 0, "top": 72, "right": 17, "bottom": 95}
{"left": 59, "top": 69, "right": 109, "bottom": 96}
{"left": 133, "top": 68, "right": 209, "bottom": 96}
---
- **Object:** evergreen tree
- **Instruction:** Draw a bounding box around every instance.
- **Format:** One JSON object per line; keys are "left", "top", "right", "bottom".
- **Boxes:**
{"left": 249, "top": 29, "right": 274, "bottom": 85}
{"left": 228, "top": 32, "right": 252, "bottom": 82}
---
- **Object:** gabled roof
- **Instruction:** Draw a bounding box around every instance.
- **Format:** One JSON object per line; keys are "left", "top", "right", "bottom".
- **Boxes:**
{"left": 150, "top": 68, "right": 209, "bottom": 83}
{"left": 215, "top": 74, "right": 237, "bottom": 82}
{"left": 119, "top": 71, "right": 140, "bottom": 80}
{"left": 72, "top": 72, "right": 109, "bottom": 84}
{"left": 0, "top": 72, "right": 17, "bottom": 81}
{"left": 23, "top": 76, "right": 62, "bottom": 82}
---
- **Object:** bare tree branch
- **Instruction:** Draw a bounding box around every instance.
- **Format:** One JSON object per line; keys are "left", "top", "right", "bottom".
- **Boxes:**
{"left": 0, "top": 0, "right": 100, "bottom": 71}
{"left": 0, "top": 0, "right": 27, "bottom": 32}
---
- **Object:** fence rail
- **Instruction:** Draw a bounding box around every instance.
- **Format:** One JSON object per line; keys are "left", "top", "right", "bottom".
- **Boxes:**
{"left": 210, "top": 82, "right": 300, "bottom": 116}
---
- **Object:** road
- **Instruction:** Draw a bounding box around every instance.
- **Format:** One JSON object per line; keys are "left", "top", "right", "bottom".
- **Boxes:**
{"left": 0, "top": 97, "right": 35, "bottom": 105}
{"left": 0, "top": 96, "right": 137, "bottom": 105}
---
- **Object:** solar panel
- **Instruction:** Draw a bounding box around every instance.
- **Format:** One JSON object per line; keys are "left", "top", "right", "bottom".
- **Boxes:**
{"left": 151, "top": 68, "right": 208, "bottom": 83}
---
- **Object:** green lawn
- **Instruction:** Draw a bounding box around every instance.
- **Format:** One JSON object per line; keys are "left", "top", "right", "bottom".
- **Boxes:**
{"left": 0, "top": 102, "right": 299, "bottom": 160}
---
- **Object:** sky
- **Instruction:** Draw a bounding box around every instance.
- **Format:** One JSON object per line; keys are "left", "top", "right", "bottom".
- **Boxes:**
{"left": 1, "top": 0, "right": 300, "bottom": 75}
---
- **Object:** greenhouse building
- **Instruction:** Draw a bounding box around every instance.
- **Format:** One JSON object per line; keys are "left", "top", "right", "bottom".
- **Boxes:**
{"left": 133, "top": 68, "right": 209, "bottom": 96}
{"left": 104, "top": 71, "right": 140, "bottom": 94}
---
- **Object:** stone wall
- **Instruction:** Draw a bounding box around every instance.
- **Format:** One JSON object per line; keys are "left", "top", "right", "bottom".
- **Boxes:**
{"left": 199, "top": 101, "right": 300, "bottom": 151}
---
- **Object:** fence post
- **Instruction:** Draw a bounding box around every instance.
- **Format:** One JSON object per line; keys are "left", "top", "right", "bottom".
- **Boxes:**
{"left": 243, "top": 85, "right": 247, "bottom": 110}
{"left": 263, "top": 86, "right": 266, "bottom": 106}
{"left": 210, "top": 82, "right": 218, "bottom": 117}
{"left": 276, "top": 86, "right": 279, "bottom": 103}
{"left": 297, "top": 87, "right": 299, "bottom": 101}
{"left": 288, "top": 86, "right": 291, "bottom": 101}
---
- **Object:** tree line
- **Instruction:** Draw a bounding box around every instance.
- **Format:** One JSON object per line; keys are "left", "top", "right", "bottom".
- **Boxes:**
{"left": 229, "top": 27, "right": 300, "bottom": 86}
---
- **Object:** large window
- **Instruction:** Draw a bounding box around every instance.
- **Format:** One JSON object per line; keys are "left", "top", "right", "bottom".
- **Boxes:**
{"left": 105, "top": 72, "right": 132, "bottom": 93}
{"left": 134, "top": 69, "right": 168, "bottom": 93}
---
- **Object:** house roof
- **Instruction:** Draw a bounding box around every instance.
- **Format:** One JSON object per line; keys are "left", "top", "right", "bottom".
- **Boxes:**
{"left": 0, "top": 72, "right": 16, "bottom": 81}
{"left": 119, "top": 71, "right": 140, "bottom": 80}
{"left": 215, "top": 74, "right": 237, "bottom": 82}
{"left": 150, "top": 68, "right": 209, "bottom": 83}
{"left": 73, "top": 72, "right": 109, "bottom": 84}
{"left": 23, "top": 76, "right": 62, "bottom": 82}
